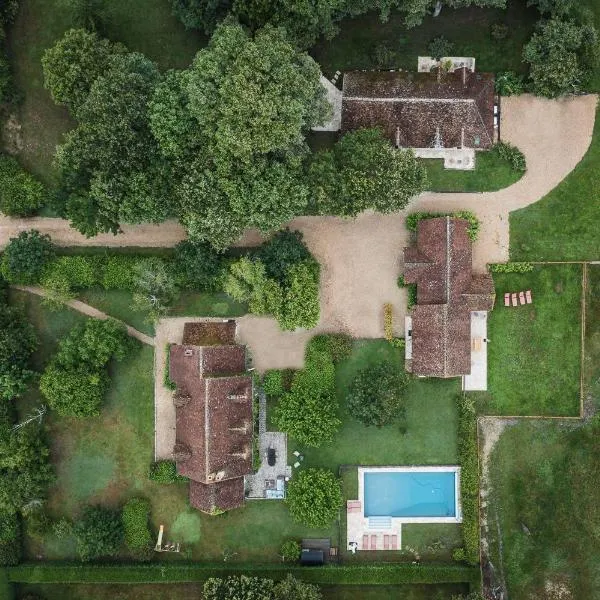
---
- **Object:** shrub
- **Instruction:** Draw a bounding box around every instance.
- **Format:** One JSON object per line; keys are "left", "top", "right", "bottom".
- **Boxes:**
{"left": 132, "top": 257, "right": 179, "bottom": 321}
{"left": 274, "top": 574, "right": 321, "bottom": 599}
{"left": 101, "top": 255, "right": 139, "bottom": 290}
{"left": 73, "top": 506, "right": 124, "bottom": 561}
{"left": 52, "top": 517, "right": 73, "bottom": 540}
{"left": 428, "top": 35, "right": 454, "bottom": 60}
{"left": 204, "top": 576, "right": 274, "bottom": 599}
{"left": 347, "top": 361, "right": 408, "bottom": 427}
{"left": 279, "top": 260, "right": 320, "bottom": 331}
{"left": 173, "top": 239, "right": 223, "bottom": 291}
{"left": 307, "top": 333, "right": 353, "bottom": 364}
{"left": 406, "top": 211, "right": 480, "bottom": 241}
{"left": 0, "top": 510, "right": 21, "bottom": 566}
{"left": 280, "top": 539, "right": 301, "bottom": 562}
{"left": 258, "top": 229, "right": 312, "bottom": 285}
{"left": 41, "top": 256, "right": 100, "bottom": 305}
{"left": 488, "top": 262, "right": 534, "bottom": 273}
{"left": 263, "top": 370, "right": 284, "bottom": 397}
{"left": 490, "top": 23, "right": 509, "bottom": 40}
{"left": 383, "top": 303, "right": 393, "bottom": 341}
{"left": 0, "top": 154, "right": 45, "bottom": 216}
{"left": 286, "top": 468, "right": 343, "bottom": 528}
{"left": 492, "top": 142, "right": 526, "bottom": 173}
{"left": 1, "top": 230, "right": 55, "bottom": 284}
{"left": 24, "top": 507, "right": 51, "bottom": 540}
{"left": 495, "top": 71, "right": 525, "bottom": 95}
{"left": 122, "top": 498, "right": 153, "bottom": 560}
{"left": 148, "top": 460, "right": 188, "bottom": 483}
{"left": 456, "top": 394, "right": 480, "bottom": 565}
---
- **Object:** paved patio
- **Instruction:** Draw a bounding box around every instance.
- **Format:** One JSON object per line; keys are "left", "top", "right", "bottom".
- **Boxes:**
{"left": 245, "top": 431, "right": 292, "bottom": 499}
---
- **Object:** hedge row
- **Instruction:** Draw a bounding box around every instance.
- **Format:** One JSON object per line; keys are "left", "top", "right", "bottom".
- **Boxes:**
{"left": 6, "top": 563, "right": 479, "bottom": 585}
{"left": 456, "top": 395, "right": 480, "bottom": 566}
{"left": 406, "top": 211, "right": 480, "bottom": 242}
{"left": 488, "top": 262, "right": 534, "bottom": 273}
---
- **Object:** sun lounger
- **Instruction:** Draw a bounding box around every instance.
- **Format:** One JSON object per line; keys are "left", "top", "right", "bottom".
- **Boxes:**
{"left": 384, "top": 535, "right": 390, "bottom": 550}
{"left": 519, "top": 291, "right": 526, "bottom": 305}
{"left": 391, "top": 534, "right": 398, "bottom": 550}
{"left": 511, "top": 293, "right": 518, "bottom": 307}
{"left": 526, "top": 290, "right": 532, "bottom": 304}
{"left": 504, "top": 293, "right": 510, "bottom": 306}
{"left": 362, "top": 534, "right": 369, "bottom": 550}
{"left": 370, "top": 535, "right": 377, "bottom": 551}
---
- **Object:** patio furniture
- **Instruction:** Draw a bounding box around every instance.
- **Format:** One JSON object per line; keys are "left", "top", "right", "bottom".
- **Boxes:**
{"left": 362, "top": 534, "right": 369, "bottom": 550}
{"left": 293, "top": 450, "right": 300, "bottom": 457}
{"left": 293, "top": 462, "right": 300, "bottom": 468}
{"left": 511, "top": 293, "right": 518, "bottom": 307}
{"left": 264, "top": 479, "right": 275, "bottom": 489}
{"left": 519, "top": 291, "right": 526, "bottom": 305}
{"left": 504, "top": 293, "right": 510, "bottom": 306}
{"left": 370, "top": 535, "right": 377, "bottom": 550}
{"left": 384, "top": 535, "right": 390, "bottom": 550}
{"left": 391, "top": 535, "right": 398, "bottom": 550}
{"left": 526, "top": 290, "right": 532, "bottom": 304}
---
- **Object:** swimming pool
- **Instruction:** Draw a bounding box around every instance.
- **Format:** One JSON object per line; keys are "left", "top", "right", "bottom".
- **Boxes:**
{"left": 360, "top": 467, "right": 461, "bottom": 523}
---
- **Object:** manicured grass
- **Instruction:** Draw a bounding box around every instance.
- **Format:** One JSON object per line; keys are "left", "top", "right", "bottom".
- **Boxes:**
{"left": 510, "top": 107, "right": 600, "bottom": 261}
{"left": 476, "top": 265, "right": 582, "bottom": 416}
{"left": 311, "top": 3, "right": 537, "bottom": 77}
{"left": 487, "top": 420, "right": 600, "bottom": 599}
{"left": 322, "top": 583, "right": 469, "bottom": 599}
{"left": 291, "top": 340, "right": 462, "bottom": 562}
{"left": 422, "top": 152, "right": 523, "bottom": 193}
{"left": 585, "top": 265, "right": 600, "bottom": 414}
{"left": 6, "top": 0, "right": 202, "bottom": 185}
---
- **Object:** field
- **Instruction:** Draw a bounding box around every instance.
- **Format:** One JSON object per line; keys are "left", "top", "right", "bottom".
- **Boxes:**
{"left": 475, "top": 265, "right": 582, "bottom": 416}
{"left": 487, "top": 419, "right": 600, "bottom": 599}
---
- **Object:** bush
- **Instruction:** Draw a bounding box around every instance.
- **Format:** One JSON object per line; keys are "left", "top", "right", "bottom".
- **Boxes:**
{"left": 495, "top": 71, "right": 525, "bottom": 95}
{"left": 0, "top": 510, "right": 21, "bottom": 566}
{"left": 428, "top": 35, "right": 454, "bottom": 60}
{"left": 279, "top": 260, "right": 320, "bottom": 331}
{"left": 173, "top": 239, "right": 223, "bottom": 291}
{"left": 1, "top": 230, "right": 55, "bottom": 284}
{"left": 280, "top": 539, "right": 301, "bottom": 562}
{"left": 406, "top": 211, "right": 480, "bottom": 242}
{"left": 101, "top": 255, "right": 139, "bottom": 290}
{"left": 24, "top": 507, "right": 51, "bottom": 540}
{"left": 148, "top": 460, "right": 188, "bottom": 483}
{"left": 52, "top": 517, "right": 73, "bottom": 540}
{"left": 41, "top": 256, "right": 100, "bottom": 304}
{"left": 383, "top": 303, "right": 393, "bottom": 342}
{"left": 492, "top": 142, "right": 526, "bottom": 173}
{"left": 456, "top": 394, "right": 479, "bottom": 565}
{"left": 307, "top": 333, "right": 353, "bottom": 364}
{"left": 488, "top": 262, "right": 534, "bottom": 273}
{"left": 73, "top": 506, "right": 124, "bottom": 561}
{"left": 398, "top": 276, "right": 418, "bottom": 309}
{"left": 122, "top": 498, "right": 153, "bottom": 560}
{"left": 490, "top": 23, "right": 509, "bottom": 40}
{"left": 132, "top": 257, "right": 179, "bottom": 321}
{"left": 0, "top": 154, "right": 45, "bottom": 216}
{"left": 347, "top": 361, "right": 408, "bottom": 428}
{"left": 263, "top": 370, "right": 285, "bottom": 397}
{"left": 258, "top": 229, "right": 312, "bottom": 285}
{"left": 286, "top": 468, "right": 343, "bottom": 528}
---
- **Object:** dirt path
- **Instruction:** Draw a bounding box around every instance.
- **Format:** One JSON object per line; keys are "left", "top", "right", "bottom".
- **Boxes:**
{"left": 13, "top": 285, "right": 155, "bottom": 346}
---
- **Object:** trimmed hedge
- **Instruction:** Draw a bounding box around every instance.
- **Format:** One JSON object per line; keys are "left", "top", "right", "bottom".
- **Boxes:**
{"left": 406, "top": 211, "right": 480, "bottom": 242}
{"left": 6, "top": 563, "right": 480, "bottom": 585}
{"left": 456, "top": 395, "right": 480, "bottom": 566}
{"left": 488, "top": 262, "right": 534, "bottom": 273}
{"left": 122, "top": 498, "right": 153, "bottom": 560}
{"left": 148, "top": 461, "right": 188, "bottom": 484}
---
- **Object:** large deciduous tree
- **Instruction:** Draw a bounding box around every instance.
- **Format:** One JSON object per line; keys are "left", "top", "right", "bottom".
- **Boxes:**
{"left": 523, "top": 17, "right": 599, "bottom": 97}
{"left": 309, "top": 128, "right": 427, "bottom": 217}
{"left": 286, "top": 468, "right": 343, "bottom": 528}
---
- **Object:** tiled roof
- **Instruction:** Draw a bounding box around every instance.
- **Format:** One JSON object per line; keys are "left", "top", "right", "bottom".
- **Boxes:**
{"left": 189, "top": 478, "right": 246, "bottom": 513}
{"left": 342, "top": 69, "right": 495, "bottom": 149}
{"left": 404, "top": 217, "right": 495, "bottom": 377}
{"left": 182, "top": 321, "right": 236, "bottom": 346}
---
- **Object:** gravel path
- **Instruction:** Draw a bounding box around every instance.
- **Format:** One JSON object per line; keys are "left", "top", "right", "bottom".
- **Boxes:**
{"left": 13, "top": 285, "right": 155, "bottom": 346}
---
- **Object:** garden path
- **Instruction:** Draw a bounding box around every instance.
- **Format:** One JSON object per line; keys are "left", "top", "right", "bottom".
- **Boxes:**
{"left": 12, "top": 285, "right": 155, "bottom": 346}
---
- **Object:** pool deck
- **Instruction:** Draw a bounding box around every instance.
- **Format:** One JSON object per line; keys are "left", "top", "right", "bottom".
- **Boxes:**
{"left": 347, "top": 466, "right": 462, "bottom": 551}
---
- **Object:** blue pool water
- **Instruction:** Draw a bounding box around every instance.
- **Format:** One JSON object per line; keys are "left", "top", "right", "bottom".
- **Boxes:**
{"left": 364, "top": 471, "right": 456, "bottom": 518}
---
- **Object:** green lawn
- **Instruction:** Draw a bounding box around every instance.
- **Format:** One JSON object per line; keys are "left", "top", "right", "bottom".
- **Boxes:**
{"left": 475, "top": 265, "right": 582, "bottom": 416}
{"left": 422, "top": 152, "right": 523, "bottom": 193}
{"left": 6, "top": 0, "right": 202, "bottom": 186}
{"left": 311, "top": 3, "right": 537, "bottom": 77}
{"left": 287, "top": 340, "right": 462, "bottom": 563}
{"left": 585, "top": 265, "right": 600, "bottom": 415}
{"left": 487, "top": 420, "right": 600, "bottom": 599}
{"left": 510, "top": 108, "right": 600, "bottom": 261}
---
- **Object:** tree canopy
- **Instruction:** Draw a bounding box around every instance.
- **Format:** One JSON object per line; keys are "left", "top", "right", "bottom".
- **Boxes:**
{"left": 73, "top": 505, "right": 124, "bottom": 561}
{"left": 286, "top": 468, "right": 343, "bottom": 528}
{"left": 0, "top": 230, "right": 55, "bottom": 285}
{"left": 309, "top": 128, "right": 427, "bottom": 217}
{"left": 0, "top": 154, "right": 45, "bottom": 217}
{"left": 346, "top": 360, "right": 408, "bottom": 427}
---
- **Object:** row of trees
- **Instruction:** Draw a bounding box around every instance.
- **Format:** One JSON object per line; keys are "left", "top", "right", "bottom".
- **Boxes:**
{"left": 42, "top": 24, "right": 426, "bottom": 246}
{"left": 171, "top": 0, "right": 509, "bottom": 48}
